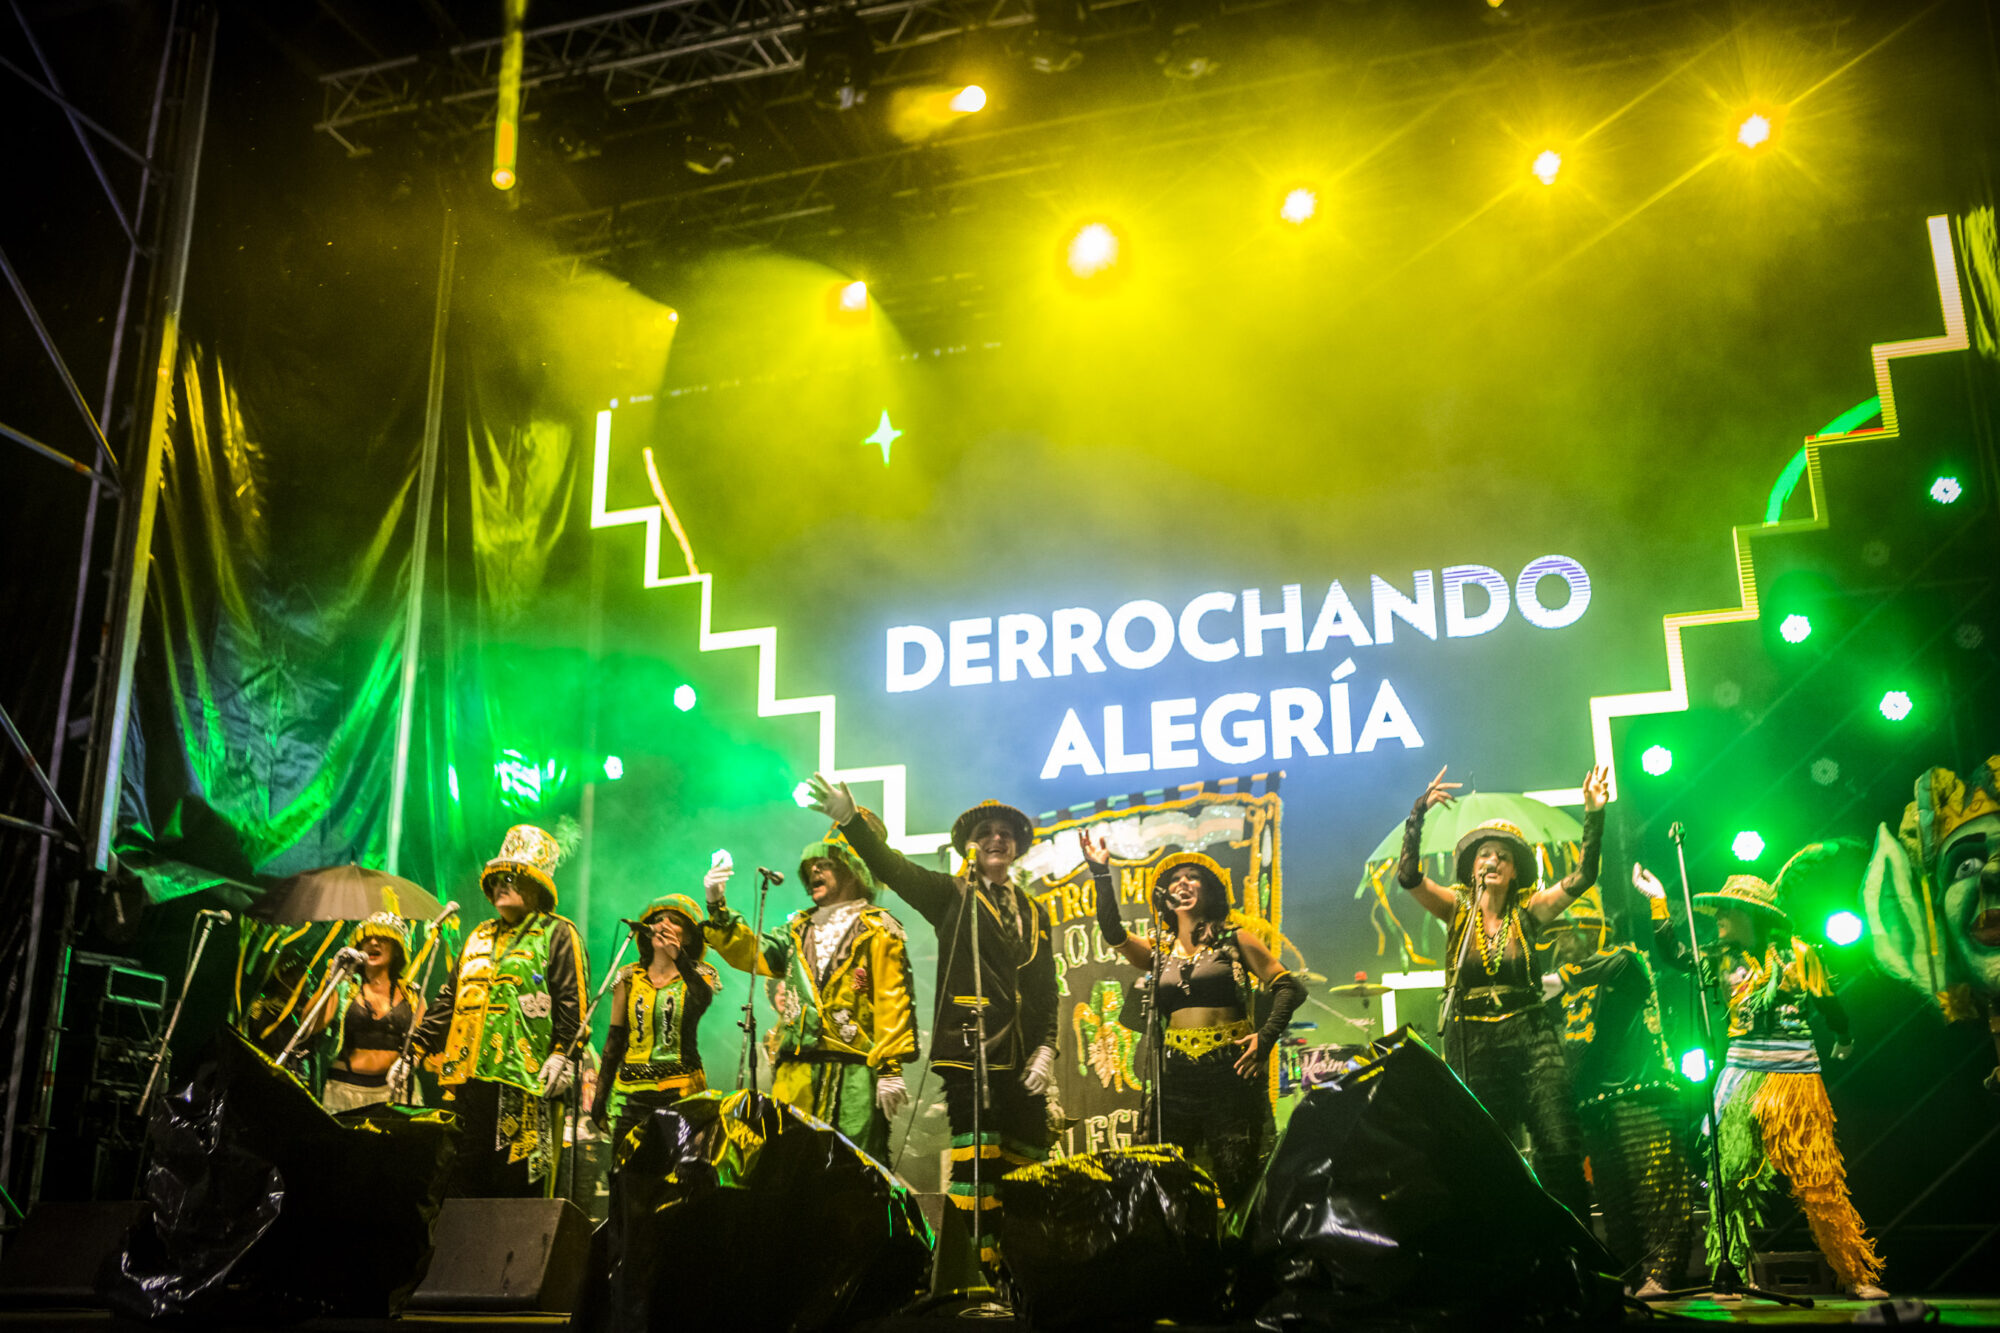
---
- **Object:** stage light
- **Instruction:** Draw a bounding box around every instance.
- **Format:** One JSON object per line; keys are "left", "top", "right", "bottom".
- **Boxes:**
{"left": 950, "top": 84, "right": 987, "bottom": 113}
{"left": 1680, "top": 1048, "right": 1710, "bottom": 1082}
{"left": 1879, "top": 690, "right": 1913, "bottom": 722}
{"left": 447, "top": 765, "right": 461, "bottom": 803}
{"left": 1736, "top": 113, "right": 1772, "bottom": 151}
{"left": 1066, "top": 222, "right": 1121, "bottom": 280}
{"left": 494, "top": 0, "right": 525, "bottom": 190}
{"left": 1641, "top": 745, "right": 1673, "bottom": 776}
{"left": 1779, "top": 614, "right": 1812, "bottom": 643}
{"left": 1931, "top": 475, "right": 1962, "bottom": 504}
{"left": 793, "top": 781, "right": 817, "bottom": 808}
{"left": 1531, "top": 149, "right": 1562, "bottom": 186}
{"left": 1279, "top": 187, "right": 1318, "bottom": 226}
{"left": 603, "top": 755, "right": 625, "bottom": 781}
{"left": 1732, "top": 830, "right": 1766, "bottom": 861}
{"left": 840, "top": 281, "right": 869, "bottom": 312}
{"left": 674, "top": 684, "right": 698, "bottom": 712}
{"left": 1811, "top": 756, "right": 1840, "bottom": 786}
{"left": 1825, "top": 910, "right": 1864, "bottom": 946}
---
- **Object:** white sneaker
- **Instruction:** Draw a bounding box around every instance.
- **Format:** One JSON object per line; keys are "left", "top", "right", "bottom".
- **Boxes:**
{"left": 1851, "top": 1283, "right": 1890, "bottom": 1301}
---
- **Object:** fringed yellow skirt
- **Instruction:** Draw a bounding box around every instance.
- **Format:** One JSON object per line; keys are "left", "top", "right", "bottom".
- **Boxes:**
{"left": 1711, "top": 1039, "right": 1882, "bottom": 1288}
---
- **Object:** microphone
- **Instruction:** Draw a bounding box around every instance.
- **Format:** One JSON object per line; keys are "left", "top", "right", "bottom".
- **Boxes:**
{"left": 434, "top": 901, "right": 461, "bottom": 921}
{"left": 618, "top": 918, "right": 648, "bottom": 932}
{"left": 757, "top": 867, "right": 786, "bottom": 884}
{"left": 197, "top": 909, "right": 234, "bottom": 924}
{"left": 334, "top": 946, "right": 367, "bottom": 969}
{"left": 1667, "top": 822, "right": 1687, "bottom": 845}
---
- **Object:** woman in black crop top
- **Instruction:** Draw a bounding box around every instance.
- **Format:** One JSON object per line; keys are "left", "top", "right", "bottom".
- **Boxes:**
{"left": 305, "top": 912, "right": 424, "bottom": 1113}
{"left": 1086, "top": 841, "right": 1305, "bottom": 1211}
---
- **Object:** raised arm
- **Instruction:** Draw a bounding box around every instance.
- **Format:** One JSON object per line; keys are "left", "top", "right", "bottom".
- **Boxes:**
{"left": 1082, "top": 830, "right": 1153, "bottom": 969}
{"left": 703, "top": 907, "right": 787, "bottom": 978}
{"left": 1397, "top": 765, "right": 1462, "bottom": 923}
{"left": 807, "top": 772, "right": 961, "bottom": 925}
{"left": 1527, "top": 766, "right": 1610, "bottom": 922}
{"left": 1634, "top": 862, "right": 1700, "bottom": 974}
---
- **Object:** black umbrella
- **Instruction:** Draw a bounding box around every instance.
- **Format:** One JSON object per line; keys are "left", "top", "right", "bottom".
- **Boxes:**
{"left": 254, "top": 864, "right": 448, "bottom": 924}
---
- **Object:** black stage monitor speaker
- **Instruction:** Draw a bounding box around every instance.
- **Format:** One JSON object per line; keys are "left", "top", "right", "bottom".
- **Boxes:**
{"left": 0, "top": 1201, "right": 147, "bottom": 1307}
{"left": 407, "top": 1197, "right": 591, "bottom": 1313}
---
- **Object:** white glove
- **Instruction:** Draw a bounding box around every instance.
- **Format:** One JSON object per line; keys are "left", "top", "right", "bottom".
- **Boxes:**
{"left": 538, "top": 1053, "right": 574, "bottom": 1098}
{"left": 387, "top": 1057, "right": 412, "bottom": 1100}
{"left": 703, "top": 855, "right": 734, "bottom": 909}
{"left": 876, "top": 1072, "right": 909, "bottom": 1118}
{"left": 1541, "top": 972, "right": 1565, "bottom": 1003}
{"left": 1022, "top": 1045, "right": 1056, "bottom": 1097}
{"left": 805, "top": 771, "right": 857, "bottom": 824}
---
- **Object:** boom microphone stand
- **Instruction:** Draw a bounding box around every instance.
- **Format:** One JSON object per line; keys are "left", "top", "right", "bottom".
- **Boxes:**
{"left": 554, "top": 927, "right": 634, "bottom": 1200}
{"left": 138, "top": 910, "right": 235, "bottom": 1117}
{"left": 1652, "top": 821, "right": 1811, "bottom": 1308}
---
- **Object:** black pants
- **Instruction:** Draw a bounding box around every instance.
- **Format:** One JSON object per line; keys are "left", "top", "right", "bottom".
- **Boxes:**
{"left": 445, "top": 1079, "right": 538, "bottom": 1199}
{"left": 1159, "top": 1046, "right": 1273, "bottom": 1212}
{"left": 609, "top": 1087, "right": 683, "bottom": 1173}
{"left": 1579, "top": 1091, "right": 1692, "bottom": 1288}
{"left": 938, "top": 1066, "right": 1052, "bottom": 1268}
{"left": 1447, "top": 1008, "right": 1591, "bottom": 1223}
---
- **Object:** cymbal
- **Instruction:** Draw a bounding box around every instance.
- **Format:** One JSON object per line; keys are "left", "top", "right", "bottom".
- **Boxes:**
{"left": 1326, "top": 981, "right": 1392, "bottom": 998}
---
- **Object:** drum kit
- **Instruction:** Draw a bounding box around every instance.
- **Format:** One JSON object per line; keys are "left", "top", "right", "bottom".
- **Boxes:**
{"left": 1277, "top": 970, "right": 1394, "bottom": 1096}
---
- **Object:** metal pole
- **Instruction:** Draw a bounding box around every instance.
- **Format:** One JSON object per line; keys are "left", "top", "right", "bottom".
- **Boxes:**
{"left": 384, "top": 209, "right": 457, "bottom": 874}
{"left": 22, "top": 882, "right": 80, "bottom": 1210}
{"left": 80, "top": 6, "right": 215, "bottom": 872}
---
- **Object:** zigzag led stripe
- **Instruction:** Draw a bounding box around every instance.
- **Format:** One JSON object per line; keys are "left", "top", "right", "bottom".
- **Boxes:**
{"left": 1523, "top": 214, "right": 1969, "bottom": 807}
{"left": 589, "top": 409, "right": 948, "bottom": 853}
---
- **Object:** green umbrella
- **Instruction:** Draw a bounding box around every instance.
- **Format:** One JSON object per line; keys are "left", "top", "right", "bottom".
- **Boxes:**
{"left": 1356, "top": 792, "right": 1584, "bottom": 895}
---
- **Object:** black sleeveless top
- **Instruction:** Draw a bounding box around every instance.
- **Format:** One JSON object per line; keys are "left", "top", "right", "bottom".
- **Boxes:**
{"left": 344, "top": 991, "right": 413, "bottom": 1053}
{"left": 1156, "top": 929, "right": 1248, "bottom": 1015}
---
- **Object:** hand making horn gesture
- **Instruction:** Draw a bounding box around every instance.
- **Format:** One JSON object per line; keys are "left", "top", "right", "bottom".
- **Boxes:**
{"left": 1420, "top": 764, "right": 1463, "bottom": 812}
{"left": 1077, "top": 828, "right": 1110, "bottom": 870}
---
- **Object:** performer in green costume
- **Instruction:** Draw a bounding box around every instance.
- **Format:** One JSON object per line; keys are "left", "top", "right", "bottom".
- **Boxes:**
{"left": 590, "top": 894, "right": 721, "bottom": 1166}
{"left": 704, "top": 817, "right": 918, "bottom": 1161}
{"left": 404, "top": 824, "right": 590, "bottom": 1197}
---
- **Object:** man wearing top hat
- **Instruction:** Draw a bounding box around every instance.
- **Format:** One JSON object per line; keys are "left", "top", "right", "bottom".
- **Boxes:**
{"left": 402, "top": 823, "right": 591, "bottom": 1198}
{"left": 805, "top": 773, "right": 1057, "bottom": 1272}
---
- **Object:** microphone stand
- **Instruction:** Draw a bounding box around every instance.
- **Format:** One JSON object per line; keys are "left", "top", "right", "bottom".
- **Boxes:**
{"left": 556, "top": 929, "right": 634, "bottom": 1201}
{"left": 138, "top": 912, "right": 232, "bottom": 1119}
{"left": 735, "top": 868, "right": 780, "bottom": 1091}
{"left": 956, "top": 873, "right": 1004, "bottom": 1311}
{"left": 389, "top": 912, "right": 458, "bottom": 1106}
{"left": 1652, "top": 821, "right": 1811, "bottom": 1308}
{"left": 1434, "top": 887, "right": 1481, "bottom": 1071}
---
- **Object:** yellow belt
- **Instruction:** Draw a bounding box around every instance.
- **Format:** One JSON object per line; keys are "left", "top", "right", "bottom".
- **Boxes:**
{"left": 1162, "top": 1018, "right": 1253, "bottom": 1059}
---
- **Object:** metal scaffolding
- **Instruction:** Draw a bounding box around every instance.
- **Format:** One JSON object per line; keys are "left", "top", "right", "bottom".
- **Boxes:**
{"left": 0, "top": 1, "right": 216, "bottom": 1219}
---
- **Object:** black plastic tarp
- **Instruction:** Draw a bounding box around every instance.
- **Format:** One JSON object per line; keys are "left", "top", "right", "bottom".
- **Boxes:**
{"left": 101, "top": 1027, "right": 455, "bottom": 1323}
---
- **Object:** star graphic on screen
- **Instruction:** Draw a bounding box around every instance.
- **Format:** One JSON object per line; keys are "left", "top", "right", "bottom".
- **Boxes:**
{"left": 864, "top": 411, "right": 902, "bottom": 465}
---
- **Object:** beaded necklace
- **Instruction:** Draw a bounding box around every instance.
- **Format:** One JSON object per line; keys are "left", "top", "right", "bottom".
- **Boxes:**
{"left": 1467, "top": 902, "right": 1520, "bottom": 979}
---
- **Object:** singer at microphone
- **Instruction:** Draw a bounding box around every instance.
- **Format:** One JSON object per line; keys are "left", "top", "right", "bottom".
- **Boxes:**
{"left": 305, "top": 912, "right": 424, "bottom": 1116}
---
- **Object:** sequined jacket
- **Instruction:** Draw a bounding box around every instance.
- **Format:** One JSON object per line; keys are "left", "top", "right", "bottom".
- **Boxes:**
{"left": 411, "top": 911, "right": 587, "bottom": 1094}
{"left": 706, "top": 900, "right": 918, "bottom": 1074}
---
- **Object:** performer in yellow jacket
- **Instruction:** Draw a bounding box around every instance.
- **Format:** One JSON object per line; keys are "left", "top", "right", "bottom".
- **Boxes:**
{"left": 704, "top": 817, "right": 918, "bottom": 1160}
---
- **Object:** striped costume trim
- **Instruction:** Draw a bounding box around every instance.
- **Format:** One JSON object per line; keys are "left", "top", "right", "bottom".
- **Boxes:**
{"left": 945, "top": 1186, "right": 1002, "bottom": 1209}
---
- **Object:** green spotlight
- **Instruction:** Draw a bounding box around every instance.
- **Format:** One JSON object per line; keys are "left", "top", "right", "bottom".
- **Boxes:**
{"left": 1680, "top": 1048, "right": 1710, "bottom": 1082}
{"left": 1779, "top": 613, "right": 1812, "bottom": 644}
{"left": 603, "top": 755, "right": 625, "bottom": 781}
{"left": 1879, "top": 690, "right": 1913, "bottom": 722}
{"left": 1825, "top": 910, "right": 1864, "bottom": 946}
{"left": 1930, "top": 475, "right": 1962, "bottom": 505}
{"left": 1640, "top": 745, "right": 1673, "bottom": 776}
{"left": 1732, "top": 830, "right": 1765, "bottom": 861}
{"left": 674, "top": 684, "right": 698, "bottom": 712}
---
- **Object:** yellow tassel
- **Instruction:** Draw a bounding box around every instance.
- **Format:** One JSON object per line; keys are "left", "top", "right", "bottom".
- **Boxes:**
{"left": 1752, "top": 1072, "right": 1884, "bottom": 1288}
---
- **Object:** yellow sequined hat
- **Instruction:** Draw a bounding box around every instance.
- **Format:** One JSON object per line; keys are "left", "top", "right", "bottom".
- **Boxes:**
{"left": 482, "top": 824, "right": 567, "bottom": 910}
{"left": 638, "top": 894, "right": 706, "bottom": 962}
{"left": 348, "top": 911, "right": 411, "bottom": 958}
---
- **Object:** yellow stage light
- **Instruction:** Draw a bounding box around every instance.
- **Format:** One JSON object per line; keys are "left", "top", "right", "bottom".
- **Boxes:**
{"left": 838, "top": 280, "right": 869, "bottom": 312}
{"left": 950, "top": 84, "right": 987, "bottom": 113}
{"left": 1531, "top": 149, "right": 1562, "bottom": 185}
{"left": 1279, "top": 187, "right": 1318, "bottom": 226}
{"left": 491, "top": 166, "right": 517, "bottom": 191}
{"left": 1737, "top": 113, "right": 1771, "bottom": 150}
{"left": 1067, "top": 222, "right": 1121, "bottom": 279}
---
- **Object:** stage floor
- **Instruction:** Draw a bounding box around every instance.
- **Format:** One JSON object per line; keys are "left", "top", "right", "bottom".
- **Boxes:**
{"left": 2, "top": 1296, "right": 1999, "bottom": 1330}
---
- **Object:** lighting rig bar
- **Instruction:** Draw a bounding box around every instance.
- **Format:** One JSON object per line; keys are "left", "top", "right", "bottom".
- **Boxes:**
{"left": 316, "top": 0, "right": 1049, "bottom": 153}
